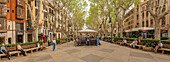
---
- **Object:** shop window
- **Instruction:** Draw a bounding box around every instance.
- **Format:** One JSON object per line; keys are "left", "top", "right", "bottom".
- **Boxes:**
{"left": 0, "top": 4, "right": 7, "bottom": 17}
{"left": 17, "top": 0, "right": 24, "bottom": 6}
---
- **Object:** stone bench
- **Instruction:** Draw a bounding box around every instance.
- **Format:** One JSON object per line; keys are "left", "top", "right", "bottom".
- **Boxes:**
{"left": 23, "top": 47, "right": 40, "bottom": 55}
{"left": 136, "top": 45, "right": 143, "bottom": 49}
{"left": 158, "top": 48, "right": 170, "bottom": 54}
{"left": 0, "top": 51, "right": 21, "bottom": 60}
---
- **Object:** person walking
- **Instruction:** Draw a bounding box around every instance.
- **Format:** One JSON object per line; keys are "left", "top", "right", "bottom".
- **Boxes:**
{"left": 53, "top": 38, "right": 56, "bottom": 51}
{"left": 97, "top": 36, "right": 100, "bottom": 46}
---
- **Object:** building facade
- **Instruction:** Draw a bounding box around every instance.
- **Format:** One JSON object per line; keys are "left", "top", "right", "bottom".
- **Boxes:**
{"left": 123, "top": 0, "right": 170, "bottom": 39}
{"left": 0, "top": 0, "right": 26, "bottom": 44}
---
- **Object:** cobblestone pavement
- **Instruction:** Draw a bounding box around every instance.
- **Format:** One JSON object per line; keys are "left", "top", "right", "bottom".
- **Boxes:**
{"left": 2, "top": 41, "right": 170, "bottom": 62}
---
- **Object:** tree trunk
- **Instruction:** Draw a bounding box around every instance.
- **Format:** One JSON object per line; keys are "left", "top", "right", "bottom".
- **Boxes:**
{"left": 33, "top": 28, "right": 38, "bottom": 41}
{"left": 120, "top": 22, "right": 123, "bottom": 37}
{"left": 155, "top": 18, "right": 161, "bottom": 40}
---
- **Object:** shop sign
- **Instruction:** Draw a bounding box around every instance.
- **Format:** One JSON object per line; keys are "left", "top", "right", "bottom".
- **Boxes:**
{"left": 16, "top": 31, "right": 24, "bottom": 35}
{"left": 143, "top": 30, "right": 147, "bottom": 33}
{"left": 162, "top": 30, "right": 167, "bottom": 32}
{"left": 0, "top": 33, "right": 6, "bottom": 37}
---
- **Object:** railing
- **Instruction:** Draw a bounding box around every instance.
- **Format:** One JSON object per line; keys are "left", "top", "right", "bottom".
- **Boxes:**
{"left": 0, "top": 0, "right": 6, "bottom": 3}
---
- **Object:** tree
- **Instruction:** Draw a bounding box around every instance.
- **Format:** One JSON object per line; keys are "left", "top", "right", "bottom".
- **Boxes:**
{"left": 147, "top": 0, "right": 170, "bottom": 39}
{"left": 24, "top": 0, "right": 42, "bottom": 41}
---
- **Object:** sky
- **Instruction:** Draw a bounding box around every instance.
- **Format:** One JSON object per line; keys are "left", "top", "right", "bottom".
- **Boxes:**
{"left": 83, "top": 0, "right": 90, "bottom": 30}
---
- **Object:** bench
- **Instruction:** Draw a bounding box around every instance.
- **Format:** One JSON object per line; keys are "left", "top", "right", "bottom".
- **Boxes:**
{"left": 158, "top": 48, "right": 170, "bottom": 54}
{"left": 0, "top": 51, "right": 21, "bottom": 60}
{"left": 136, "top": 45, "right": 143, "bottom": 49}
{"left": 23, "top": 47, "right": 40, "bottom": 55}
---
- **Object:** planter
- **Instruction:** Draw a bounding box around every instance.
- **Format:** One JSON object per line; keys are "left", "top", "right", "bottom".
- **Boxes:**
{"left": 142, "top": 46, "right": 153, "bottom": 51}
{"left": 6, "top": 46, "right": 17, "bottom": 51}
{"left": 21, "top": 45, "right": 30, "bottom": 49}
{"left": 29, "top": 44, "right": 37, "bottom": 48}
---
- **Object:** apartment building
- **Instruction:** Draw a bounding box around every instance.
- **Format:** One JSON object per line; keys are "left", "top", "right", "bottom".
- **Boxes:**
{"left": 123, "top": 0, "right": 170, "bottom": 39}
{"left": 0, "top": 0, "right": 26, "bottom": 44}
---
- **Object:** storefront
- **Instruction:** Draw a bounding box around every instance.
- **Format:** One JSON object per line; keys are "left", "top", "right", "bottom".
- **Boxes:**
{"left": 16, "top": 22, "right": 24, "bottom": 43}
{"left": 0, "top": 33, "right": 6, "bottom": 44}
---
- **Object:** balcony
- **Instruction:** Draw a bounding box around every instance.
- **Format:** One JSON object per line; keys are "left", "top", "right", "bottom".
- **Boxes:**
{"left": 17, "top": 0, "right": 24, "bottom": 7}
{"left": 0, "top": 4, "right": 7, "bottom": 18}
{"left": 0, "top": 0, "right": 6, "bottom": 4}
{"left": 17, "top": 7, "right": 24, "bottom": 19}
{"left": 0, "top": 18, "right": 7, "bottom": 32}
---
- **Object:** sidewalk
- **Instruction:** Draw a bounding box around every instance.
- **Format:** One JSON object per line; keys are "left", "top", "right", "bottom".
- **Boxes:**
{"left": 2, "top": 41, "right": 170, "bottom": 62}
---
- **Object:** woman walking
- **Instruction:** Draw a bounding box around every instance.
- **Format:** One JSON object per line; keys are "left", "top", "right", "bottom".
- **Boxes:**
{"left": 53, "top": 38, "right": 56, "bottom": 51}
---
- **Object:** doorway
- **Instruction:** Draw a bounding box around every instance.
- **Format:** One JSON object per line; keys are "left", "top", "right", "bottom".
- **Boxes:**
{"left": 17, "top": 35, "right": 23, "bottom": 43}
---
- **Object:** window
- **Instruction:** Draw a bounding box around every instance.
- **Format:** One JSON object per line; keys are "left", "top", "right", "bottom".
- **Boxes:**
{"left": 17, "top": 0, "right": 24, "bottom": 6}
{"left": 17, "top": 7, "right": 24, "bottom": 19}
{"left": 44, "top": 21, "right": 47, "bottom": 27}
{"left": 142, "top": 12, "right": 144, "bottom": 19}
{"left": 0, "top": 18, "right": 7, "bottom": 30}
{"left": 150, "top": 19, "right": 153, "bottom": 27}
{"left": 162, "top": 17, "right": 166, "bottom": 27}
{"left": 142, "top": 7, "right": 145, "bottom": 11}
{"left": 16, "top": 23, "right": 24, "bottom": 31}
{"left": 36, "top": 9, "right": 38, "bottom": 16}
{"left": 43, "top": 5, "right": 47, "bottom": 11}
{"left": 162, "top": 5, "right": 166, "bottom": 13}
{"left": 142, "top": 21, "right": 144, "bottom": 27}
{"left": 146, "top": 20, "right": 148, "bottom": 27}
{"left": 44, "top": 12, "right": 47, "bottom": 19}
{"left": 146, "top": 11, "right": 149, "bottom": 18}
{"left": 27, "top": 10, "right": 31, "bottom": 18}
{"left": 28, "top": 1, "right": 31, "bottom": 6}
{"left": 137, "top": 14, "right": 139, "bottom": 20}
{"left": 0, "top": 4, "right": 7, "bottom": 17}
{"left": 35, "top": 0, "right": 38, "bottom": 7}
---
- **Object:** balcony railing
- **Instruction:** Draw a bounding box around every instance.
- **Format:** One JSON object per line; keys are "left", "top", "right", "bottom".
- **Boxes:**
{"left": 0, "top": 18, "right": 7, "bottom": 31}
{"left": 0, "top": 4, "right": 7, "bottom": 18}
{"left": 0, "top": 0, "right": 6, "bottom": 3}
{"left": 17, "top": 0, "right": 24, "bottom": 7}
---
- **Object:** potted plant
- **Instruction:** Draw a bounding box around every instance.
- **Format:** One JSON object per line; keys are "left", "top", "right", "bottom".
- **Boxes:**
{"left": 142, "top": 42, "right": 153, "bottom": 51}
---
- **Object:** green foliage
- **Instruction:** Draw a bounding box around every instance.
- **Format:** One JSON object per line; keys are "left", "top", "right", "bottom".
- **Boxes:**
{"left": 145, "top": 42, "right": 152, "bottom": 47}
{"left": 5, "top": 44, "right": 16, "bottom": 47}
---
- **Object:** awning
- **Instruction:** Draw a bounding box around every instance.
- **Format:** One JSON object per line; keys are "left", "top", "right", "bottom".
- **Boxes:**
{"left": 78, "top": 29, "right": 98, "bottom": 33}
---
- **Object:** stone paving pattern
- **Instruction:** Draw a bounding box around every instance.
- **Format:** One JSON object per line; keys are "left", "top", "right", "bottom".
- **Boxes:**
{"left": 1, "top": 41, "right": 170, "bottom": 62}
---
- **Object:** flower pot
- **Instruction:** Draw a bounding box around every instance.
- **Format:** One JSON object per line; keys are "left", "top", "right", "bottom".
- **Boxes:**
{"left": 142, "top": 46, "right": 153, "bottom": 51}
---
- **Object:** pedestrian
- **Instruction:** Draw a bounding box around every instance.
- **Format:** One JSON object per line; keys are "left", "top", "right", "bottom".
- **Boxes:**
{"left": 53, "top": 38, "right": 56, "bottom": 51}
{"left": 97, "top": 36, "right": 100, "bottom": 46}
{"left": 17, "top": 42, "right": 26, "bottom": 56}
{"left": 0, "top": 44, "right": 11, "bottom": 60}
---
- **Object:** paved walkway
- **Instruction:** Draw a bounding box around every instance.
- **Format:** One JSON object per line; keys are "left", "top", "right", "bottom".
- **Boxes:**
{"left": 2, "top": 41, "right": 170, "bottom": 62}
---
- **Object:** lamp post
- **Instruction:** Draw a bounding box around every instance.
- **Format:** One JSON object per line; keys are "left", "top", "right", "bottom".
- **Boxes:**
{"left": 109, "top": 17, "right": 113, "bottom": 43}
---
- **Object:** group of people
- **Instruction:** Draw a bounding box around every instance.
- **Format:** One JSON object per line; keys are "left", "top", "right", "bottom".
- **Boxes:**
{"left": 119, "top": 38, "right": 163, "bottom": 54}
{"left": 0, "top": 41, "right": 43, "bottom": 60}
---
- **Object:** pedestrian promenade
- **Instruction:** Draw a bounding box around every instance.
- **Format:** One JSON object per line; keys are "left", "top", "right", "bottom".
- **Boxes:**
{"left": 3, "top": 41, "right": 170, "bottom": 62}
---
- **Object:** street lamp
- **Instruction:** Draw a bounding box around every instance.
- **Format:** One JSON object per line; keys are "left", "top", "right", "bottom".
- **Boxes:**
{"left": 109, "top": 17, "right": 113, "bottom": 43}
